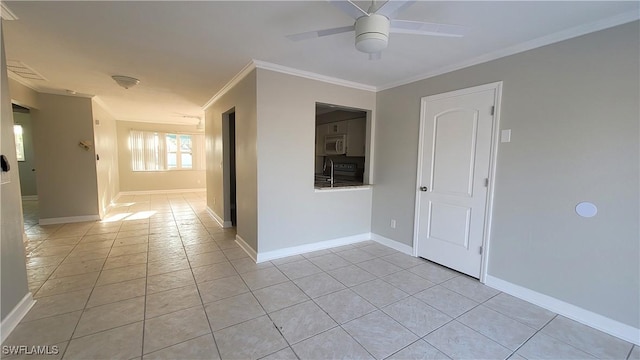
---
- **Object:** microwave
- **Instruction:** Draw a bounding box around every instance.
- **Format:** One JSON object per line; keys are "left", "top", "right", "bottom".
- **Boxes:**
{"left": 325, "top": 135, "right": 347, "bottom": 155}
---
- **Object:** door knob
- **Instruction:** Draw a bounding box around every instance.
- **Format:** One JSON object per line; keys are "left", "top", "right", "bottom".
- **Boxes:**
{"left": 419, "top": 186, "right": 428, "bottom": 192}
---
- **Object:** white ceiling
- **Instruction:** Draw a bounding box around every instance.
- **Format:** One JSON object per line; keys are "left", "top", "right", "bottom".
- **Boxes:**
{"left": 3, "top": 1, "right": 638, "bottom": 124}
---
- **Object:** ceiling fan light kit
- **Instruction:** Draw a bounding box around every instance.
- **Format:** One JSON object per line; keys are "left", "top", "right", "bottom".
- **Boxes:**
{"left": 355, "top": 14, "right": 389, "bottom": 53}
{"left": 286, "top": 0, "right": 464, "bottom": 58}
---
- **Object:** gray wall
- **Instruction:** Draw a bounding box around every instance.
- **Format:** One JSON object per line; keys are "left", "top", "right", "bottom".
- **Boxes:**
{"left": 256, "top": 69, "right": 376, "bottom": 253}
{"left": 372, "top": 22, "right": 639, "bottom": 327}
{"left": 31, "top": 93, "right": 100, "bottom": 220}
{"left": 13, "top": 111, "right": 38, "bottom": 196}
{"left": 8, "top": 78, "right": 38, "bottom": 110}
{"left": 116, "top": 120, "right": 205, "bottom": 192}
{"left": 1, "top": 21, "right": 30, "bottom": 321}
{"left": 205, "top": 70, "right": 258, "bottom": 250}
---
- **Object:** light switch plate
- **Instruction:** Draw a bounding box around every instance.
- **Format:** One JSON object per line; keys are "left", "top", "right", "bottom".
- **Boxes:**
{"left": 501, "top": 129, "right": 511, "bottom": 143}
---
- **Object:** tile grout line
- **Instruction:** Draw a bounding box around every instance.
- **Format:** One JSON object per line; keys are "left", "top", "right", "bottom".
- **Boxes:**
{"left": 182, "top": 203, "right": 224, "bottom": 360}
{"left": 271, "top": 254, "right": 412, "bottom": 359}
{"left": 138, "top": 207, "right": 152, "bottom": 359}
{"left": 26, "top": 231, "right": 92, "bottom": 297}
{"left": 507, "top": 314, "right": 559, "bottom": 359}
{"left": 58, "top": 215, "right": 124, "bottom": 359}
{"left": 626, "top": 344, "right": 634, "bottom": 360}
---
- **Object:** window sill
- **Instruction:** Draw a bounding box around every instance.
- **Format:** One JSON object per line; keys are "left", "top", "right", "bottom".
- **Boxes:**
{"left": 132, "top": 169, "right": 204, "bottom": 173}
{"left": 314, "top": 185, "right": 372, "bottom": 192}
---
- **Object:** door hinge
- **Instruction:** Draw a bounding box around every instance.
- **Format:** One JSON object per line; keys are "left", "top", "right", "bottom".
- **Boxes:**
{"left": 479, "top": 246, "right": 483, "bottom": 255}
{"left": 484, "top": 178, "right": 489, "bottom": 187}
{"left": 490, "top": 106, "right": 495, "bottom": 115}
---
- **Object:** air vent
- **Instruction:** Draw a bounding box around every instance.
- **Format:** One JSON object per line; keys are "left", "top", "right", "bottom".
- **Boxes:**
{"left": 0, "top": 3, "right": 18, "bottom": 20}
{"left": 7, "top": 60, "right": 47, "bottom": 81}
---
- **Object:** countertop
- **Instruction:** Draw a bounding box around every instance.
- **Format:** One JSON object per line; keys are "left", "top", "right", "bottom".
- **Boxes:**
{"left": 314, "top": 174, "right": 367, "bottom": 189}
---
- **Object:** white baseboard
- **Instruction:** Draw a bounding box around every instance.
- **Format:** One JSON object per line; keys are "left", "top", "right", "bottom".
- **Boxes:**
{"left": 21, "top": 195, "right": 38, "bottom": 201}
{"left": 485, "top": 275, "right": 640, "bottom": 346}
{"left": 117, "top": 188, "right": 206, "bottom": 196}
{"left": 256, "top": 233, "right": 370, "bottom": 263}
{"left": 235, "top": 234, "right": 257, "bottom": 262}
{"left": 1, "top": 292, "right": 35, "bottom": 344}
{"left": 206, "top": 207, "right": 233, "bottom": 228}
{"left": 39, "top": 215, "right": 100, "bottom": 225}
{"left": 370, "top": 233, "right": 414, "bottom": 255}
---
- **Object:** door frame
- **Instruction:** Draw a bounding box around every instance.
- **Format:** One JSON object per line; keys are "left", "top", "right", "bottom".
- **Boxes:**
{"left": 221, "top": 108, "right": 236, "bottom": 228}
{"left": 412, "top": 81, "right": 503, "bottom": 283}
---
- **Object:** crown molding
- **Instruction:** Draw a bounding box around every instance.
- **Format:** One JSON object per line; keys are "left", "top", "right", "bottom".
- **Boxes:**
{"left": 1, "top": 2, "right": 18, "bottom": 21}
{"left": 378, "top": 10, "right": 640, "bottom": 91}
{"left": 201, "top": 59, "right": 377, "bottom": 111}
{"left": 252, "top": 60, "right": 377, "bottom": 92}
{"left": 202, "top": 61, "right": 256, "bottom": 111}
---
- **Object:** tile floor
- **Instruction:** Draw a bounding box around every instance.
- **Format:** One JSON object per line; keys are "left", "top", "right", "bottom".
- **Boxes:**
{"left": 4, "top": 192, "right": 638, "bottom": 359}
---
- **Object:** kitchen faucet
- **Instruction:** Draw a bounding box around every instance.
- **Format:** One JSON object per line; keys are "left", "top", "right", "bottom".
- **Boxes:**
{"left": 323, "top": 158, "right": 335, "bottom": 187}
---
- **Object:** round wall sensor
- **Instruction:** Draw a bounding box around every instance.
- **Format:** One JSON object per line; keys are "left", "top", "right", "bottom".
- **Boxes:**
{"left": 575, "top": 202, "right": 597, "bottom": 218}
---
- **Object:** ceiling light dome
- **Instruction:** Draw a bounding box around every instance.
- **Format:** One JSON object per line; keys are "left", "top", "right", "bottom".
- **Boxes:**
{"left": 355, "top": 14, "right": 389, "bottom": 54}
{"left": 112, "top": 75, "right": 140, "bottom": 89}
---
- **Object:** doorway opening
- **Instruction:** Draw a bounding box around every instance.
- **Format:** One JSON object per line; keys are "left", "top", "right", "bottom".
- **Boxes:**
{"left": 12, "top": 103, "right": 39, "bottom": 225}
{"left": 223, "top": 110, "right": 237, "bottom": 227}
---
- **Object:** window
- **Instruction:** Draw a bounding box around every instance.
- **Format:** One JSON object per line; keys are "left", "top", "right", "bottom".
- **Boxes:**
{"left": 166, "top": 134, "right": 193, "bottom": 169}
{"left": 130, "top": 130, "right": 204, "bottom": 171}
{"left": 14, "top": 125, "right": 25, "bottom": 161}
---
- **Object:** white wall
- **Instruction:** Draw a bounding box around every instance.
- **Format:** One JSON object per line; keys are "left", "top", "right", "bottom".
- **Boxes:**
{"left": 92, "top": 99, "right": 120, "bottom": 217}
{"left": 205, "top": 70, "right": 258, "bottom": 250}
{"left": 116, "top": 120, "right": 206, "bottom": 192}
{"left": 255, "top": 69, "right": 376, "bottom": 253}
{"left": 371, "top": 22, "right": 639, "bottom": 329}
{"left": 31, "top": 93, "right": 100, "bottom": 221}
{"left": 0, "top": 20, "right": 30, "bottom": 323}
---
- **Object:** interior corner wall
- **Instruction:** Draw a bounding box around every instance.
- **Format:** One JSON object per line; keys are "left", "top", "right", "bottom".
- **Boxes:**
{"left": 372, "top": 21, "right": 639, "bottom": 328}
{"left": 205, "top": 70, "right": 258, "bottom": 251}
{"left": 92, "top": 99, "right": 120, "bottom": 218}
{"left": 8, "top": 78, "right": 38, "bottom": 110}
{"left": 255, "top": 68, "right": 376, "bottom": 253}
{"left": 0, "top": 21, "right": 30, "bottom": 321}
{"left": 30, "top": 93, "right": 100, "bottom": 221}
{"left": 115, "top": 120, "right": 206, "bottom": 192}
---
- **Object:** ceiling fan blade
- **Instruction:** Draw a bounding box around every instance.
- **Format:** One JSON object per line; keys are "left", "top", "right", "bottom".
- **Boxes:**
{"left": 328, "top": 0, "right": 369, "bottom": 19}
{"left": 286, "top": 25, "right": 355, "bottom": 41}
{"left": 374, "top": 0, "right": 415, "bottom": 19}
{"left": 390, "top": 20, "right": 465, "bottom": 37}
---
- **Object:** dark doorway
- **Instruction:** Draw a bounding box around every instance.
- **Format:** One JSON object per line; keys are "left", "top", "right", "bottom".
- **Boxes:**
{"left": 229, "top": 112, "right": 237, "bottom": 227}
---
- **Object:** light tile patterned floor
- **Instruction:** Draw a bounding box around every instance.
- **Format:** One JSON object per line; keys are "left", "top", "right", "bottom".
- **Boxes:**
{"left": 4, "top": 193, "right": 638, "bottom": 359}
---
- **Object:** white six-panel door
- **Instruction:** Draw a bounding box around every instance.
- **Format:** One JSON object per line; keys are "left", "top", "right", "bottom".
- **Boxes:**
{"left": 415, "top": 84, "right": 498, "bottom": 279}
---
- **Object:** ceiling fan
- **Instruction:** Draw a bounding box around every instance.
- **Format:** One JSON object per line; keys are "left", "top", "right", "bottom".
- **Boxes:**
{"left": 286, "top": 0, "right": 465, "bottom": 59}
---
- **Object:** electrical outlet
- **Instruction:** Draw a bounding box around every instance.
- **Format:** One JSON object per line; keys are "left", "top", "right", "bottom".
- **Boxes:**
{"left": 390, "top": 219, "right": 396, "bottom": 229}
